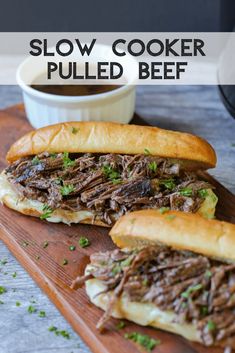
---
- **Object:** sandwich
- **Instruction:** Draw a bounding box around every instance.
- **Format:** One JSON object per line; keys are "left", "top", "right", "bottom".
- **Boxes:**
{"left": 0, "top": 121, "right": 217, "bottom": 226}
{"left": 72, "top": 210, "right": 235, "bottom": 348}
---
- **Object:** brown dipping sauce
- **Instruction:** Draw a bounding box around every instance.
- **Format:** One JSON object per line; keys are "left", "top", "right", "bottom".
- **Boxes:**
{"left": 30, "top": 84, "right": 122, "bottom": 96}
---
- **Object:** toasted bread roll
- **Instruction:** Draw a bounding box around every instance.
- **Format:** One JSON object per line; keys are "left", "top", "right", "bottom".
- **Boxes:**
{"left": 110, "top": 209, "right": 235, "bottom": 263}
{"left": 6, "top": 121, "right": 216, "bottom": 169}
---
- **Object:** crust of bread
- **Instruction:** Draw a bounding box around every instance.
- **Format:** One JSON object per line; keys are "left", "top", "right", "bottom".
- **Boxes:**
{"left": 6, "top": 121, "right": 216, "bottom": 169}
{"left": 110, "top": 209, "right": 235, "bottom": 263}
{"left": 0, "top": 172, "right": 108, "bottom": 227}
{"left": 85, "top": 274, "right": 201, "bottom": 343}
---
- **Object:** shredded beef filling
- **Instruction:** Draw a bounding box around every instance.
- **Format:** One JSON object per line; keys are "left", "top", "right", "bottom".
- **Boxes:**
{"left": 5, "top": 152, "right": 212, "bottom": 225}
{"left": 72, "top": 247, "right": 235, "bottom": 347}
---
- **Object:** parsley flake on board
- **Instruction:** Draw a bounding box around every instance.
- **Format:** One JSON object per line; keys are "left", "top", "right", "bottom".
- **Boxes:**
{"left": 40, "top": 204, "right": 53, "bottom": 220}
{"left": 39, "top": 310, "right": 46, "bottom": 317}
{"left": 16, "top": 301, "right": 21, "bottom": 307}
{"left": 43, "top": 241, "right": 49, "bottom": 248}
{"left": 0, "top": 258, "right": 7, "bottom": 265}
{"left": 124, "top": 332, "right": 161, "bottom": 351}
{"left": 116, "top": 321, "right": 126, "bottom": 330}
{"left": 62, "top": 152, "right": 75, "bottom": 169}
{"left": 62, "top": 259, "right": 68, "bottom": 266}
{"left": 69, "top": 245, "right": 76, "bottom": 251}
{"left": 48, "top": 326, "right": 71, "bottom": 339}
{"left": 27, "top": 305, "right": 37, "bottom": 314}
{"left": 78, "top": 237, "right": 90, "bottom": 248}
{"left": 60, "top": 184, "right": 75, "bottom": 196}
{"left": 0, "top": 286, "right": 6, "bottom": 295}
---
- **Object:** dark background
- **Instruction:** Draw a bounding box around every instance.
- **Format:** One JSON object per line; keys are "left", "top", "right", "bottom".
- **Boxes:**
{"left": 0, "top": 0, "right": 234, "bottom": 32}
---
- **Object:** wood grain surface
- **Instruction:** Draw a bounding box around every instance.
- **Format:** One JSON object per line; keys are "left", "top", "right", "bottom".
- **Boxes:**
{"left": 0, "top": 102, "right": 235, "bottom": 353}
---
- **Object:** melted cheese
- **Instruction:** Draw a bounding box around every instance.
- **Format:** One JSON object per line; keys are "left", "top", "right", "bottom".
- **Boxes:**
{"left": 85, "top": 266, "right": 201, "bottom": 343}
{"left": 0, "top": 172, "right": 94, "bottom": 225}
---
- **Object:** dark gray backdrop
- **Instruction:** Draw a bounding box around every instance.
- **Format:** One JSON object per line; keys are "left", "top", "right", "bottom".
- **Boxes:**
{"left": 0, "top": 0, "right": 234, "bottom": 32}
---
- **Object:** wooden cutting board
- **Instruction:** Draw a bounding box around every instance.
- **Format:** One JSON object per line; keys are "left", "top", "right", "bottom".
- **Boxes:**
{"left": 0, "top": 105, "right": 235, "bottom": 353}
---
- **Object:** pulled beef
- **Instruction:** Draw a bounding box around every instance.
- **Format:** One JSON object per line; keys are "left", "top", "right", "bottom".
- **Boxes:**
{"left": 73, "top": 247, "right": 235, "bottom": 348}
{"left": 5, "top": 152, "right": 213, "bottom": 225}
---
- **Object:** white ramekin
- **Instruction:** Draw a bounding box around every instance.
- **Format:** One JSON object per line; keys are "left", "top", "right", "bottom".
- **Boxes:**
{"left": 16, "top": 44, "right": 137, "bottom": 129}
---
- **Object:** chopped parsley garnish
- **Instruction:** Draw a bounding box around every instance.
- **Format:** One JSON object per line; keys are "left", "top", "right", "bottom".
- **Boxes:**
{"left": 181, "top": 284, "right": 203, "bottom": 299}
{"left": 207, "top": 214, "right": 216, "bottom": 219}
{"left": 166, "top": 214, "right": 176, "bottom": 221}
{"left": 144, "top": 148, "right": 151, "bottom": 155}
{"left": 71, "top": 126, "right": 79, "bottom": 134}
{"left": 55, "top": 177, "right": 63, "bottom": 185}
{"left": 16, "top": 301, "right": 21, "bottom": 307}
{"left": 120, "top": 257, "right": 133, "bottom": 268}
{"left": 159, "top": 207, "right": 170, "bottom": 214}
{"left": 205, "top": 270, "right": 212, "bottom": 278}
{"left": 148, "top": 161, "right": 157, "bottom": 173}
{"left": 112, "top": 265, "right": 122, "bottom": 275}
{"left": 142, "top": 278, "right": 148, "bottom": 286}
{"left": 50, "top": 153, "right": 57, "bottom": 159}
{"left": 198, "top": 189, "right": 209, "bottom": 198}
{"left": 0, "top": 286, "right": 7, "bottom": 295}
{"left": 62, "top": 152, "right": 76, "bottom": 169}
{"left": 69, "top": 245, "right": 76, "bottom": 251}
{"left": 39, "top": 310, "right": 46, "bottom": 317}
{"left": 102, "top": 164, "right": 121, "bottom": 184}
{"left": 60, "top": 184, "right": 75, "bottom": 196}
{"left": 12, "top": 272, "right": 17, "bottom": 278}
{"left": 48, "top": 326, "right": 57, "bottom": 332}
{"left": 200, "top": 306, "right": 209, "bottom": 316}
{"left": 78, "top": 237, "right": 90, "bottom": 248}
{"left": 43, "top": 241, "right": 49, "bottom": 248}
{"left": 130, "top": 218, "right": 136, "bottom": 224}
{"left": 116, "top": 321, "right": 126, "bottom": 330}
{"left": 124, "top": 332, "right": 160, "bottom": 351}
{"left": 207, "top": 320, "right": 216, "bottom": 331}
{"left": 0, "top": 300, "right": 4, "bottom": 304}
{"left": 62, "top": 259, "right": 68, "bottom": 266}
{"left": 32, "top": 156, "right": 40, "bottom": 165}
{"left": 179, "top": 187, "right": 193, "bottom": 197}
{"left": 0, "top": 258, "right": 8, "bottom": 265}
{"left": 160, "top": 178, "right": 176, "bottom": 190}
{"left": 40, "top": 204, "right": 53, "bottom": 220}
{"left": 28, "top": 305, "right": 37, "bottom": 313}
{"left": 48, "top": 326, "right": 71, "bottom": 339}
